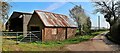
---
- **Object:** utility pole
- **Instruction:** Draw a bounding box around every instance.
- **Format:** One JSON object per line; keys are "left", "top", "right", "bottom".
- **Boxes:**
{"left": 98, "top": 16, "right": 100, "bottom": 30}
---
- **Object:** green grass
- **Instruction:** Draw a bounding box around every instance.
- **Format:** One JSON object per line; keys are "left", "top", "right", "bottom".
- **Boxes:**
{"left": 2, "top": 30, "right": 107, "bottom": 51}
{"left": 31, "top": 30, "right": 106, "bottom": 47}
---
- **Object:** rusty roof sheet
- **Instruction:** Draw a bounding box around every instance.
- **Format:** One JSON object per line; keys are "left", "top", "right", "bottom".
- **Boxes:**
{"left": 35, "top": 10, "right": 78, "bottom": 27}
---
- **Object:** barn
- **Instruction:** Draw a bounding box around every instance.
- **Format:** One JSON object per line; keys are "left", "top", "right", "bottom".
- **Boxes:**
{"left": 6, "top": 10, "right": 78, "bottom": 41}
{"left": 5, "top": 12, "right": 32, "bottom": 36}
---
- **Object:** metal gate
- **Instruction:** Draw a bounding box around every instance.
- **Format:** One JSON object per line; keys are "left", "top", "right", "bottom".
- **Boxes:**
{"left": 2, "top": 31, "right": 41, "bottom": 45}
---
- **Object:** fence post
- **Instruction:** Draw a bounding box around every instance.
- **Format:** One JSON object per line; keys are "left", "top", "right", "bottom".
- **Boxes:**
{"left": 16, "top": 32, "right": 19, "bottom": 44}
{"left": 30, "top": 32, "right": 31, "bottom": 42}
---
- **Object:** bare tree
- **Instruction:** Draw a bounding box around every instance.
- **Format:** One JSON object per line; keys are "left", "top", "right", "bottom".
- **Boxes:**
{"left": 94, "top": 0, "right": 120, "bottom": 43}
{"left": 94, "top": 0, "right": 120, "bottom": 26}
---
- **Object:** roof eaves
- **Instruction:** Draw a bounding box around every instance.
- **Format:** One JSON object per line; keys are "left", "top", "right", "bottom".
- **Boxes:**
{"left": 13, "top": 11, "right": 33, "bottom": 15}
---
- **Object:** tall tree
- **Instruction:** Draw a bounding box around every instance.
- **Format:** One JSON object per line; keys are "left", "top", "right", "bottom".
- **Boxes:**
{"left": 94, "top": 0, "right": 120, "bottom": 26}
{"left": 69, "top": 5, "right": 91, "bottom": 35}
{"left": 0, "top": 1, "right": 11, "bottom": 31}
{"left": 94, "top": 0, "right": 120, "bottom": 43}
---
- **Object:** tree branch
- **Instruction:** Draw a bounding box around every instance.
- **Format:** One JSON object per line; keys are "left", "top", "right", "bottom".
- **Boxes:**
{"left": 102, "top": 2, "right": 112, "bottom": 13}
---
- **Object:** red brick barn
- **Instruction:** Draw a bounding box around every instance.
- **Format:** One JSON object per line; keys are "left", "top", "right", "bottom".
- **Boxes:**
{"left": 28, "top": 10, "right": 78, "bottom": 41}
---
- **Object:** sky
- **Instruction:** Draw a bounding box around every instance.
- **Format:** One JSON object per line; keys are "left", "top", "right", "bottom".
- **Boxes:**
{"left": 8, "top": 2, "right": 110, "bottom": 28}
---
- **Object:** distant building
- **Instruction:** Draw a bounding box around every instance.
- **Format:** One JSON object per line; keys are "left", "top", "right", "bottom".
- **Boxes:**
{"left": 5, "top": 10, "right": 78, "bottom": 41}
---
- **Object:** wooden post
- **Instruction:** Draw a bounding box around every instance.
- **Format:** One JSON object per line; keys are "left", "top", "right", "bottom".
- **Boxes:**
{"left": 30, "top": 32, "right": 31, "bottom": 42}
{"left": 23, "top": 15, "right": 27, "bottom": 37}
{"left": 65, "top": 28, "right": 67, "bottom": 39}
{"left": 16, "top": 32, "right": 19, "bottom": 44}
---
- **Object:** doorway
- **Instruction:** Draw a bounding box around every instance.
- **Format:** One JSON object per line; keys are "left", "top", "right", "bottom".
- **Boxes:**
{"left": 31, "top": 26, "right": 40, "bottom": 31}
{"left": 30, "top": 26, "right": 42, "bottom": 41}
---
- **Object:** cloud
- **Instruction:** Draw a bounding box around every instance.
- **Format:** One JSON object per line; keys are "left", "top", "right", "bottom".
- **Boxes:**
{"left": 44, "top": 2, "right": 66, "bottom": 11}
{"left": 100, "top": 16, "right": 110, "bottom": 28}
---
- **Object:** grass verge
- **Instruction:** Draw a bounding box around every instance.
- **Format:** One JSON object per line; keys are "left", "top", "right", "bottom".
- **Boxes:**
{"left": 31, "top": 31, "right": 106, "bottom": 47}
{"left": 2, "top": 30, "right": 106, "bottom": 51}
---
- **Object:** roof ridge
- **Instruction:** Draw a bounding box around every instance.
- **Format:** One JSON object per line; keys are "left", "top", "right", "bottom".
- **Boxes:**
{"left": 34, "top": 10, "right": 67, "bottom": 17}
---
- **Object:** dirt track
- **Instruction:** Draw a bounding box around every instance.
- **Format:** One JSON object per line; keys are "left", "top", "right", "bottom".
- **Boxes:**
{"left": 65, "top": 33, "right": 114, "bottom": 51}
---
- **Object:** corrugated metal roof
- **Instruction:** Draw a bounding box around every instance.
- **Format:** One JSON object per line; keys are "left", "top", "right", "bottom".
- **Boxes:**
{"left": 35, "top": 10, "right": 78, "bottom": 27}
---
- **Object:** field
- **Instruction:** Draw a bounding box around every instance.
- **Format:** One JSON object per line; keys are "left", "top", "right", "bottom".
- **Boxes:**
{"left": 2, "top": 31, "right": 107, "bottom": 51}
